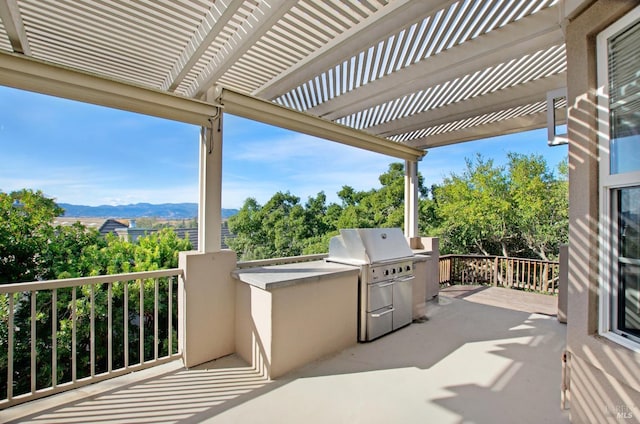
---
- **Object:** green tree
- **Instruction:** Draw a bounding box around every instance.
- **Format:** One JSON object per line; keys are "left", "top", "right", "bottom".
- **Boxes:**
{"left": 432, "top": 153, "right": 568, "bottom": 259}
{"left": 258, "top": 191, "right": 306, "bottom": 258}
{"left": 434, "top": 155, "right": 514, "bottom": 256}
{"left": 0, "top": 194, "right": 192, "bottom": 397}
{"left": 335, "top": 163, "right": 427, "bottom": 230}
{"left": 300, "top": 192, "right": 340, "bottom": 255}
{"left": 303, "top": 192, "right": 333, "bottom": 238}
{"left": 43, "top": 223, "right": 106, "bottom": 279}
{"left": 132, "top": 228, "right": 192, "bottom": 271}
{"left": 227, "top": 163, "right": 431, "bottom": 259}
{"left": 0, "top": 189, "right": 63, "bottom": 283}
{"left": 227, "top": 192, "right": 306, "bottom": 260}
{"left": 508, "top": 154, "right": 569, "bottom": 260}
{"left": 226, "top": 197, "right": 270, "bottom": 260}
{"left": 419, "top": 185, "right": 441, "bottom": 237}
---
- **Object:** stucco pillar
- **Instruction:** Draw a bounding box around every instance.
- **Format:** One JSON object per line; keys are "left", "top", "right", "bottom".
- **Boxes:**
{"left": 558, "top": 244, "right": 568, "bottom": 324}
{"left": 404, "top": 160, "right": 419, "bottom": 240}
{"left": 179, "top": 250, "right": 237, "bottom": 368}
{"left": 198, "top": 92, "right": 223, "bottom": 253}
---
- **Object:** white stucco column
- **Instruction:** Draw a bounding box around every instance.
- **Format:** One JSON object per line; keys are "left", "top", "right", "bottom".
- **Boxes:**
{"left": 198, "top": 108, "right": 223, "bottom": 253}
{"left": 404, "top": 160, "right": 419, "bottom": 239}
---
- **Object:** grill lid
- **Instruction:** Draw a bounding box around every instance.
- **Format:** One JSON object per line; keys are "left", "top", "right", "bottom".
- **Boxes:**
{"left": 327, "top": 228, "right": 414, "bottom": 265}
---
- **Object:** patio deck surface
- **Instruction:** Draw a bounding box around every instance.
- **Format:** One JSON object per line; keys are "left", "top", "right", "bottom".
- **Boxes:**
{"left": 2, "top": 286, "right": 568, "bottom": 424}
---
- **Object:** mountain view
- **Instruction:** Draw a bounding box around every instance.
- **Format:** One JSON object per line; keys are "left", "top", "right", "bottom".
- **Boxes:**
{"left": 58, "top": 202, "right": 238, "bottom": 219}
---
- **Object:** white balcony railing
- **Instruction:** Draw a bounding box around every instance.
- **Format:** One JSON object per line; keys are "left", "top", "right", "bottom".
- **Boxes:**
{"left": 0, "top": 269, "right": 182, "bottom": 409}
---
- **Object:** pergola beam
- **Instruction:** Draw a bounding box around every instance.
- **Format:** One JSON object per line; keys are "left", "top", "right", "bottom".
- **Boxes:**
{"left": 254, "top": 0, "right": 453, "bottom": 100}
{"left": 406, "top": 110, "right": 561, "bottom": 149}
{"left": 311, "top": 5, "right": 563, "bottom": 121}
{"left": 0, "top": 0, "right": 31, "bottom": 55}
{"left": 0, "top": 51, "right": 219, "bottom": 126}
{"left": 162, "top": 0, "right": 245, "bottom": 92}
{"left": 372, "top": 72, "right": 567, "bottom": 137}
{"left": 188, "top": 0, "right": 298, "bottom": 98}
{"left": 216, "top": 86, "right": 425, "bottom": 162}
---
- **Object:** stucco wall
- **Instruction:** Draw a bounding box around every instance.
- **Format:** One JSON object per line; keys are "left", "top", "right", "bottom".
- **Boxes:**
{"left": 566, "top": 1, "right": 640, "bottom": 422}
{"left": 412, "top": 237, "right": 440, "bottom": 318}
{"left": 235, "top": 273, "right": 358, "bottom": 379}
{"left": 178, "top": 250, "right": 237, "bottom": 368}
{"left": 235, "top": 283, "right": 272, "bottom": 376}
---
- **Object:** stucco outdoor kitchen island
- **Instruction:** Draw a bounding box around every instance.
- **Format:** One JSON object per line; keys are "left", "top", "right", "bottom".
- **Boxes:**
{"left": 233, "top": 260, "right": 359, "bottom": 379}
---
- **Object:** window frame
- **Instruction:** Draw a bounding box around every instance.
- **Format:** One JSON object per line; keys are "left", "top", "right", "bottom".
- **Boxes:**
{"left": 597, "top": 5, "right": 640, "bottom": 351}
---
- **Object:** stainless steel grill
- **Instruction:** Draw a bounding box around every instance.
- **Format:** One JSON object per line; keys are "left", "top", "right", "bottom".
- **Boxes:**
{"left": 326, "top": 228, "right": 415, "bottom": 342}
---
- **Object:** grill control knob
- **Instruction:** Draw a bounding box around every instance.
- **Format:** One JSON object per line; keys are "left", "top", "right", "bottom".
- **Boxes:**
{"left": 384, "top": 269, "right": 389, "bottom": 276}
{"left": 392, "top": 268, "right": 396, "bottom": 274}
{"left": 406, "top": 265, "right": 411, "bottom": 272}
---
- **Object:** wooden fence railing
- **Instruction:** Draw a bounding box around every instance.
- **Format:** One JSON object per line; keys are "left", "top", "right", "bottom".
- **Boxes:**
{"left": 439, "top": 255, "right": 560, "bottom": 295}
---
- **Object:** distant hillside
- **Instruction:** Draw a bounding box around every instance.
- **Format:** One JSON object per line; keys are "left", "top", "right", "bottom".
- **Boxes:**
{"left": 59, "top": 203, "right": 238, "bottom": 219}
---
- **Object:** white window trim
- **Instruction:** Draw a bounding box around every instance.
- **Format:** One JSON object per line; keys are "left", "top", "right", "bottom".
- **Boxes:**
{"left": 597, "top": 5, "right": 640, "bottom": 350}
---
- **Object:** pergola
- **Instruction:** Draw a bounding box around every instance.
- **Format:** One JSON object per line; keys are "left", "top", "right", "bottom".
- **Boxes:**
{"left": 0, "top": 0, "right": 567, "bottom": 247}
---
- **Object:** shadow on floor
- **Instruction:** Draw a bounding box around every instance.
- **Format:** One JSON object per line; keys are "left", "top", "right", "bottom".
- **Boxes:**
{"left": 440, "top": 284, "right": 491, "bottom": 299}
{"left": 3, "top": 295, "right": 568, "bottom": 424}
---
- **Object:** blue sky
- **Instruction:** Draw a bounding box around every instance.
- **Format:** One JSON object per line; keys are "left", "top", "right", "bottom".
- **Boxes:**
{"left": 0, "top": 86, "right": 568, "bottom": 209}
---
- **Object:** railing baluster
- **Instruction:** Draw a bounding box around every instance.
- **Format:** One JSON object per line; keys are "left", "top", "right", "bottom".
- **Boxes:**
{"left": 484, "top": 258, "right": 488, "bottom": 282}
{"left": 52, "top": 289, "right": 57, "bottom": 388}
{"left": 108, "top": 282, "right": 112, "bottom": 373}
{"left": 30, "top": 291, "right": 36, "bottom": 394}
{"left": 154, "top": 278, "right": 159, "bottom": 360}
{"left": 139, "top": 279, "right": 144, "bottom": 364}
{"left": 8, "top": 294, "right": 14, "bottom": 400}
{"left": 536, "top": 263, "right": 544, "bottom": 291}
{"left": 90, "top": 284, "right": 95, "bottom": 377}
{"left": 540, "top": 263, "right": 544, "bottom": 292}
{"left": 510, "top": 259, "right": 514, "bottom": 287}
{"left": 72, "top": 286, "right": 76, "bottom": 383}
{"left": 124, "top": 280, "right": 129, "bottom": 368}
{"left": 168, "top": 276, "right": 173, "bottom": 356}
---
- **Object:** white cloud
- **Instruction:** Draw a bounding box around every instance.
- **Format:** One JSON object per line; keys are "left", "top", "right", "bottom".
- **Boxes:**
{"left": 97, "top": 185, "right": 198, "bottom": 206}
{"left": 0, "top": 162, "right": 198, "bottom": 206}
{"left": 227, "top": 132, "right": 393, "bottom": 165}
{"left": 222, "top": 180, "right": 283, "bottom": 208}
{"left": 221, "top": 131, "right": 404, "bottom": 208}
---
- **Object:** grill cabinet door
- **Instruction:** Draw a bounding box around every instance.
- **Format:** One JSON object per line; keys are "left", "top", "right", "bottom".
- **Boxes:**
{"left": 367, "top": 306, "right": 393, "bottom": 340}
{"left": 392, "top": 276, "right": 414, "bottom": 330}
{"left": 368, "top": 281, "right": 394, "bottom": 311}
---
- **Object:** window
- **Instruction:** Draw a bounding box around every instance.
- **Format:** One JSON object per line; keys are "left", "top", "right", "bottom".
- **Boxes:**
{"left": 598, "top": 6, "right": 640, "bottom": 348}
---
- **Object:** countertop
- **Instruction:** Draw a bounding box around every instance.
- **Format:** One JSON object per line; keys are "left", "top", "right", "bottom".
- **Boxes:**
{"left": 232, "top": 260, "right": 359, "bottom": 291}
{"left": 412, "top": 250, "right": 434, "bottom": 259}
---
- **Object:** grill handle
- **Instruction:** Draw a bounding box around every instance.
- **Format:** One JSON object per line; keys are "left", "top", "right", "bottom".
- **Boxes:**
{"left": 375, "top": 281, "right": 396, "bottom": 288}
{"left": 394, "top": 275, "right": 415, "bottom": 282}
{"left": 371, "top": 307, "right": 395, "bottom": 318}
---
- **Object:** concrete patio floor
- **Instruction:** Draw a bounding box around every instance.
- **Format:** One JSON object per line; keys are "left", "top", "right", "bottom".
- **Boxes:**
{"left": 2, "top": 286, "right": 568, "bottom": 424}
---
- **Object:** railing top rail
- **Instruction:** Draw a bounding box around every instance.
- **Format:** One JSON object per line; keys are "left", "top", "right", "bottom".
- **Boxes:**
{"left": 439, "top": 254, "right": 497, "bottom": 259}
{"left": 439, "top": 254, "right": 559, "bottom": 265}
{"left": 0, "top": 268, "right": 183, "bottom": 293}
{"left": 237, "top": 253, "right": 328, "bottom": 269}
